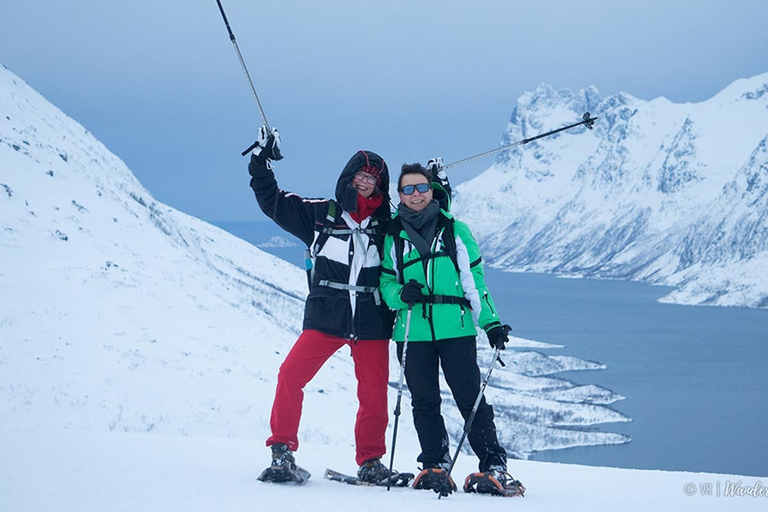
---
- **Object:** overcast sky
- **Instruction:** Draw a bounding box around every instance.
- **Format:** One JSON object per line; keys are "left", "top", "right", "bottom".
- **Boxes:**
{"left": 2, "top": 0, "right": 767, "bottom": 222}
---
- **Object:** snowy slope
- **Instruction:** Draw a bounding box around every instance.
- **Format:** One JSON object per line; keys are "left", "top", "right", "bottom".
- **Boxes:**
{"left": 453, "top": 73, "right": 768, "bottom": 308}
{"left": 0, "top": 63, "right": 312, "bottom": 437}
{"left": 0, "top": 63, "right": 627, "bottom": 460}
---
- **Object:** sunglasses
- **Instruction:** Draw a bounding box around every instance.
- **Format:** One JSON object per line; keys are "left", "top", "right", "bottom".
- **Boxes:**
{"left": 399, "top": 183, "right": 431, "bottom": 195}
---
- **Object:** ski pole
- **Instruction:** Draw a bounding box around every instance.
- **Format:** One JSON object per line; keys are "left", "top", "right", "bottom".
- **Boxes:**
{"left": 437, "top": 344, "right": 507, "bottom": 499}
{"left": 387, "top": 306, "right": 413, "bottom": 491}
{"left": 215, "top": 0, "right": 273, "bottom": 156}
{"left": 441, "top": 112, "right": 597, "bottom": 171}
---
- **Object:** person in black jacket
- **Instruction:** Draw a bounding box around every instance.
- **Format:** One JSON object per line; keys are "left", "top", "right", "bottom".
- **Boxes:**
{"left": 248, "top": 127, "right": 397, "bottom": 484}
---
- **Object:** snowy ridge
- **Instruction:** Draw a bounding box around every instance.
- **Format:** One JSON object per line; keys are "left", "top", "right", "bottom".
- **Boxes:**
{"left": 453, "top": 72, "right": 768, "bottom": 308}
{"left": 0, "top": 63, "right": 627, "bottom": 463}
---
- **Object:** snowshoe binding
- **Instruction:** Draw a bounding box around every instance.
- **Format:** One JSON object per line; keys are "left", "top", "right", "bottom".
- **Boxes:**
{"left": 412, "top": 466, "right": 457, "bottom": 496}
{"left": 258, "top": 443, "right": 311, "bottom": 485}
{"left": 463, "top": 465, "right": 525, "bottom": 497}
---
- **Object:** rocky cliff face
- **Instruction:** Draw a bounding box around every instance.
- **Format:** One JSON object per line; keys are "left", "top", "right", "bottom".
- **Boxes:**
{"left": 453, "top": 72, "right": 768, "bottom": 308}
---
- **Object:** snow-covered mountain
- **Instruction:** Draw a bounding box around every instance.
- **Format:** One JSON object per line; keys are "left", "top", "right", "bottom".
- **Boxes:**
{"left": 0, "top": 63, "right": 627, "bottom": 460}
{"left": 0, "top": 63, "right": 311, "bottom": 437}
{"left": 453, "top": 73, "right": 768, "bottom": 308}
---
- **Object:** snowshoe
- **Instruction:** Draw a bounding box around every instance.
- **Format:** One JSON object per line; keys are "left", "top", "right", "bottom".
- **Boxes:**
{"left": 324, "top": 468, "right": 414, "bottom": 487}
{"left": 463, "top": 470, "right": 525, "bottom": 497}
{"left": 258, "top": 443, "right": 311, "bottom": 485}
{"left": 258, "top": 464, "right": 312, "bottom": 484}
{"left": 412, "top": 467, "right": 457, "bottom": 496}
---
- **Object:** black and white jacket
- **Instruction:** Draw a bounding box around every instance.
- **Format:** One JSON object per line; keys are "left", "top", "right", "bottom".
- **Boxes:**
{"left": 248, "top": 150, "right": 394, "bottom": 341}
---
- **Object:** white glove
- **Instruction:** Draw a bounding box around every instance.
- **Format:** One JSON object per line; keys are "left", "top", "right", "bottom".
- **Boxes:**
{"left": 426, "top": 156, "right": 449, "bottom": 190}
{"left": 426, "top": 157, "right": 444, "bottom": 174}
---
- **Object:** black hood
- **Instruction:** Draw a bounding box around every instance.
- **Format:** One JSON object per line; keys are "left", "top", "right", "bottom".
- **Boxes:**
{"left": 335, "top": 150, "right": 391, "bottom": 218}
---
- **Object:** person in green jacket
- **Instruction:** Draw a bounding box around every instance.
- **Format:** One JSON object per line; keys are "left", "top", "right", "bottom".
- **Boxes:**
{"left": 380, "top": 161, "right": 521, "bottom": 496}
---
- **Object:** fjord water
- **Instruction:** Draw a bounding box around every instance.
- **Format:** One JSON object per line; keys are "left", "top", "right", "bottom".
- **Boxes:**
{"left": 219, "top": 221, "right": 768, "bottom": 477}
{"left": 488, "top": 271, "right": 768, "bottom": 478}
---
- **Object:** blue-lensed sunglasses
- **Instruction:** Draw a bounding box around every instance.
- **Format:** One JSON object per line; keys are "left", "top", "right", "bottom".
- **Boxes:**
{"left": 399, "top": 183, "right": 431, "bottom": 195}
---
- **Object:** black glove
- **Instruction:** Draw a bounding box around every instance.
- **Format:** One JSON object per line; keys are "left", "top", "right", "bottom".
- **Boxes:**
{"left": 486, "top": 324, "right": 511, "bottom": 350}
{"left": 400, "top": 280, "right": 425, "bottom": 305}
{"left": 251, "top": 126, "right": 283, "bottom": 164}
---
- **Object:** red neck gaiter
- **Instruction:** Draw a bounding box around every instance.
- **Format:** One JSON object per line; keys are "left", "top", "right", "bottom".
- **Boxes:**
{"left": 350, "top": 193, "right": 383, "bottom": 224}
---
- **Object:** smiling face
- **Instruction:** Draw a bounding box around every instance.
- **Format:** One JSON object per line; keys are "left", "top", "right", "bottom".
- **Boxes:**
{"left": 399, "top": 173, "right": 433, "bottom": 212}
{"left": 352, "top": 171, "right": 377, "bottom": 199}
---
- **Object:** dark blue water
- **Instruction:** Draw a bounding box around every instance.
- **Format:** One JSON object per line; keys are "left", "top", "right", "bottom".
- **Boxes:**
{"left": 487, "top": 272, "right": 768, "bottom": 478}
{"left": 214, "top": 220, "right": 768, "bottom": 477}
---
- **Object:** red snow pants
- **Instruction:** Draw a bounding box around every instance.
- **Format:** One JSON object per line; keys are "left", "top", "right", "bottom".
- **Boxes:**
{"left": 266, "top": 329, "right": 390, "bottom": 466}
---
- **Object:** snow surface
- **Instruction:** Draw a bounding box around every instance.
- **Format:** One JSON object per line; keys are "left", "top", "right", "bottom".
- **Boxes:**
{"left": 3, "top": 429, "right": 765, "bottom": 512}
{"left": 453, "top": 73, "right": 768, "bottom": 308}
{"left": 2, "top": 63, "right": 763, "bottom": 510}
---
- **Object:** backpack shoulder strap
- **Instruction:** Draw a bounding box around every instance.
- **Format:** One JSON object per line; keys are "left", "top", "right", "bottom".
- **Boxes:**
{"left": 304, "top": 200, "right": 339, "bottom": 290}
{"left": 312, "top": 200, "right": 338, "bottom": 255}
{"left": 440, "top": 217, "right": 460, "bottom": 275}
{"left": 387, "top": 217, "right": 406, "bottom": 285}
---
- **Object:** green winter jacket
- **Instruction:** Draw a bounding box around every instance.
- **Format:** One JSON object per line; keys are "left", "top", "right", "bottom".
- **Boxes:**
{"left": 379, "top": 209, "right": 502, "bottom": 342}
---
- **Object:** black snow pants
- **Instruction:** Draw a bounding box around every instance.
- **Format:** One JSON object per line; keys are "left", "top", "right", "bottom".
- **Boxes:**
{"left": 397, "top": 336, "right": 507, "bottom": 471}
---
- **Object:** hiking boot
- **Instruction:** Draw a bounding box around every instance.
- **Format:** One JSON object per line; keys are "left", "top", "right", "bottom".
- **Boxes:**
{"left": 487, "top": 464, "right": 507, "bottom": 487}
{"left": 425, "top": 461, "right": 451, "bottom": 472}
{"left": 357, "top": 458, "right": 394, "bottom": 483}
{"left": 270, "top": 443, "right": 296, "bottom": 469}
{"left": 258, "top": 443, "right": 312, "bottom": 484}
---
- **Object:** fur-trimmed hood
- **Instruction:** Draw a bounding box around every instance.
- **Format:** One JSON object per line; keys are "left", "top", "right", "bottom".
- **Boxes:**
{"left": 335, "top": 150, "right": 391, "bottom": 219}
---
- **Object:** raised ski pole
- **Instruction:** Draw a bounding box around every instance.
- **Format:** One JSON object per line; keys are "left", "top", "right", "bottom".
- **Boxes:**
{"left": 387, "top": 306, "right": 413, "bottom": 491}
{"left": 441, "top": 112, "right": 597, "bottom": 171}
{"left": 215, "top": 0, "right": 273, "bottom": 156}
{"left": 437, "top": 334, "right": 509, "bottom": 500}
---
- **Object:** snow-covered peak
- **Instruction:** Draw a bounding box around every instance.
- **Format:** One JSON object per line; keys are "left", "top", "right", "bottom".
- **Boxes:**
{"left": 454, "top": 72, "right": 768, "bottom": 308}
{"left": 707, "top": 70, "right": 768, "bottom": 105}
